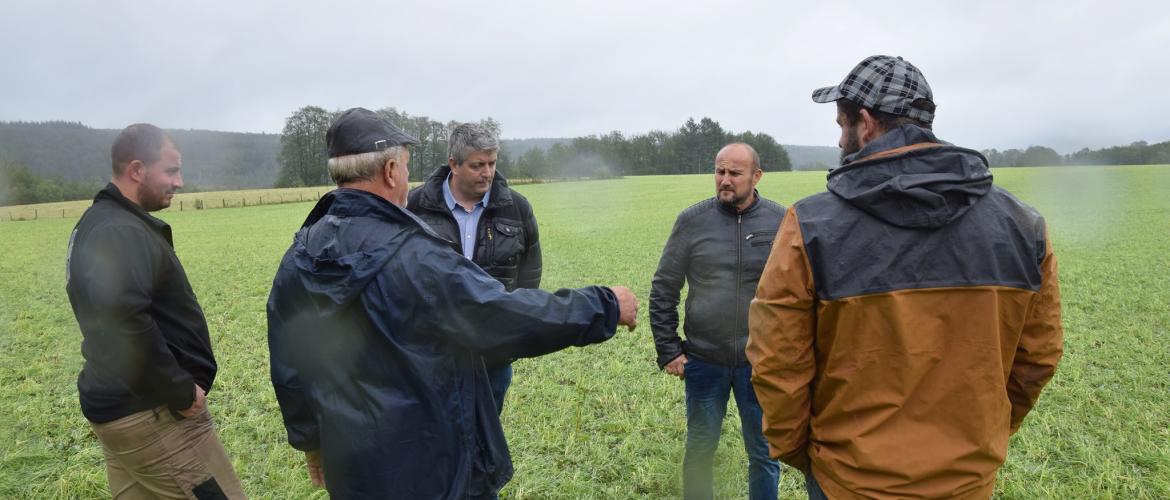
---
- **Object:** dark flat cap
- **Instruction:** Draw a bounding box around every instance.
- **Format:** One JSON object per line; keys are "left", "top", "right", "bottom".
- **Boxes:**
{"left": 326, "top": 107, "right": 419, "bottom": 158}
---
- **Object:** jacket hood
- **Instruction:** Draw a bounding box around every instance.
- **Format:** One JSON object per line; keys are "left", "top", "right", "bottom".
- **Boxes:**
{"left": 828, "top": 124, "right": 992, "bottom": 228}
{"left": 290, "top": 189, "right": 433, "bottom": 311}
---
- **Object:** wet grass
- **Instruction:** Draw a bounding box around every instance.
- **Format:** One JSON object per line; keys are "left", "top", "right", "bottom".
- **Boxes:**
{"left": 1, "top": 166, "right": 1167, "bottom": 498}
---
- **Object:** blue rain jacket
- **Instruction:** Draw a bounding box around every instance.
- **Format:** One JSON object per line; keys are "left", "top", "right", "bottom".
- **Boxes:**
{"left": 267, "top": 188, "right": 620, "bottom": 499}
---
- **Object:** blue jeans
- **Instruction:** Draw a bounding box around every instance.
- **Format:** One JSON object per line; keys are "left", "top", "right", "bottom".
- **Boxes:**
{"left": 486, "top": 363, "right": 513, "bottom": 415}
{"left": 683, "top": 358, "right": 781, "bottom": 500}
{"left": 804, "top": 470, "right": 828, "bottom": 500}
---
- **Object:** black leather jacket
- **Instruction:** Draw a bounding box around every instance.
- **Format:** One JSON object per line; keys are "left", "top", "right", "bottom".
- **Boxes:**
{"left": 650, "top": 193, "right": 785, "bottom": 368}
{"left": 407, "top": 166, "right": 541, "bottom": 293}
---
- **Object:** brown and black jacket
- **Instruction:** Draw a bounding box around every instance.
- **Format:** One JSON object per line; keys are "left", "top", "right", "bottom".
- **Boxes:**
{"left": 747, "top": 125, "right": 1063, "bottom": 499}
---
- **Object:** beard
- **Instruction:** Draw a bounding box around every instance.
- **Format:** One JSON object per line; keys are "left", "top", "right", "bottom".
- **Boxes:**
{"left": 840, "top": 126, "right": 863, "bottom": 163}
{"left": 137, "top": 182, "right": 172, "bottom": 211}
{"left": 717, "top": 188, "right": 750, "bottom": 209}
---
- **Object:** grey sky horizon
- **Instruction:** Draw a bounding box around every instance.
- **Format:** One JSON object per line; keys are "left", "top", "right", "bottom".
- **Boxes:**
{"left": 2, "top": 1, "right": 1167, "bottom": 154}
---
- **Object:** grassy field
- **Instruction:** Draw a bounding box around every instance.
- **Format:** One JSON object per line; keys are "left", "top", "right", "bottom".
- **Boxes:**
{"left": 0, "top": 186, "right": 335, "bottom": 221}
{"left": 1, "top": 166, "right": 1168, "bottom": 498}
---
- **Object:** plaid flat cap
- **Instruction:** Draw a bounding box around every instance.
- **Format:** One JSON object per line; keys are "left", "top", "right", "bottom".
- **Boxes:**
{"left": 812, "top": 55, "right": 935, "bottom": 124}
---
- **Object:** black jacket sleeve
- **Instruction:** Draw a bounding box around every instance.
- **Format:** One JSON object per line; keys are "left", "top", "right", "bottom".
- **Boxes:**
{"left": 401, "top": 242, "right": 618, "bottom": 361}
{"left": 649, "top": 213, "right": 690, "bottom": 368}
{"left": 516, "top": 197, "right": 542, "bottom": 290}
{"left": 78, "top": 226, "right": 195, "bottom": 412}
{"left": 267, "top": 275, "right": 320, "bottom": 452}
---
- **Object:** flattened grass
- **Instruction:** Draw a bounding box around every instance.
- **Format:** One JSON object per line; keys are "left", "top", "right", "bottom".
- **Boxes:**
{"left": 0, "top": 166, "right": 1167, "bottom": 498}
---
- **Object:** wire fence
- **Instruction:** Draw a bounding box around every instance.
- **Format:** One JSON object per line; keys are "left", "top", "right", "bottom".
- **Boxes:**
{"left": 1, "top": 188, "right": 331, "bottom": 222}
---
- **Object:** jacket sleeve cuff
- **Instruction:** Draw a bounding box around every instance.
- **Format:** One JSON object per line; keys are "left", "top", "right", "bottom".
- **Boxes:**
{"left": 656, "top": 349, "right": 685, "bottom": 370}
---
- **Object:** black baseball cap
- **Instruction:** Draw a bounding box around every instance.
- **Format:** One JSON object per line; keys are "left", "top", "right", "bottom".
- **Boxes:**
{"left": 326, "top": 107, "right": 419, "bottom": 158}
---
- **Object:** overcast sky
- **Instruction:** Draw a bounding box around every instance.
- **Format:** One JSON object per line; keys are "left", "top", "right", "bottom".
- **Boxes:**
{"left": 2, "top": 1, "right": 1167, "bottom": 152}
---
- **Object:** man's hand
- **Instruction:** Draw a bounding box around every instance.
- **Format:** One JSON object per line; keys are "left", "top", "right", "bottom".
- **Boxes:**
{"left": 664, "top": 354, "right": 688, "bottom": 379}
{"left": 611, "top": 286, "right": 638, "bottom": 331}
{"left": 178, "top": 384, "right": 206, "bottom": 418}
{"left": 305, "top": 450, "right": 326, "bottom": 488}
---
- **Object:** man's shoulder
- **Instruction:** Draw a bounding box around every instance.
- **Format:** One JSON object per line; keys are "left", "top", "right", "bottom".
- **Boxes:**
{"left": 754, "top": 196, "right": 787, "bottom": 217}
{"left": 504, "top": 186, "right": 534, "bottom": 211}
{"left": 792, "top": 191, "right": 847, "bottom": 221}
{"left": 76, "top": 201, "right": 149, "bottom": 236}
{"left": 676, "top": 198, "right": 717, "bottom": 222}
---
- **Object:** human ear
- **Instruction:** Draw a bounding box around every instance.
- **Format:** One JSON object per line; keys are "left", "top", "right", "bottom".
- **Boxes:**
{"left": 859, "top": 109, "right": 882, "bottom": 141}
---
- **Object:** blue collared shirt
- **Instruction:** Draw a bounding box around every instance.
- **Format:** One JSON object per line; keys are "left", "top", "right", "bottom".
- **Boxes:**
{"left": 442, "top": 173, "right": 490, "bottom": 260}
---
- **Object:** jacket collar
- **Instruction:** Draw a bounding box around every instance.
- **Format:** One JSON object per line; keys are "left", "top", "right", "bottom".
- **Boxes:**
{"left": 301, "top": 188, "right": 444, "bottom": 238}
{"left": 414, "top": 165, "right": 514, "bottom": 212}
{"left": 839, "top": 124, "right": 946, "bottom": 168}
{"left": 94, "top": 183, "right": 173, "bottom": 246}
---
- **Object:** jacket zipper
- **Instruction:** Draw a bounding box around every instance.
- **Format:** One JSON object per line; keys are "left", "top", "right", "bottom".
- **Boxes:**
{"left": 734, "top": 213, "right": 742, "bottom": 367}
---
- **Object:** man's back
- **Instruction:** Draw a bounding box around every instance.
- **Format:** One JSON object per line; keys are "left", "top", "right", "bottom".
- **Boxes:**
{"left": 268, "top": 188, "right": 623, "bottom": 499}
{"left": 749, "top": 126, "right": 1062, "bottom": 498}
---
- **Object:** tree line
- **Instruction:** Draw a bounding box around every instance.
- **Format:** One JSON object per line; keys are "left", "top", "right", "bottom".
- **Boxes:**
{"left": 277, "top": 109, "right": 793, "bottom": 185}
{"left": 507, "top": 117, "right": 792, "bottom": 179}
{"left": 981, "top": 140, "right": 1170, "bottom": 167}
{"left": 276, "top": 106, "right": 501, "bottom": 187}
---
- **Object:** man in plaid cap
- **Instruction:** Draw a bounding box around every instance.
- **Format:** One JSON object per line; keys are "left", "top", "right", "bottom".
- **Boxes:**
{"left": 747, "top": 56, "right": 1064, "bottom": 498}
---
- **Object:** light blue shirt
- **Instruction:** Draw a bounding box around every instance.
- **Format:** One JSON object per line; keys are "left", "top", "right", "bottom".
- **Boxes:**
{"left": 442, "top": 172, "right": 490, "bottom": 260}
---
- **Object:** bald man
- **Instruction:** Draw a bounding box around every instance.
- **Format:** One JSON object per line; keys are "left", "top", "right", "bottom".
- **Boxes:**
{"left": 650, "top": 143, "right": 785, "bottom": 499}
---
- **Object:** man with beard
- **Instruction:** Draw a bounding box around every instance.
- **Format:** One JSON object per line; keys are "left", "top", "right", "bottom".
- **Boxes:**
{"left": 650, "top": 142, "right": 784, "bottom": 499}
{"left": 748, "top": 55, "right": 1063, "bottom": 498}
{"left": 66, "top": 123, "right": 244, "bottom": 498}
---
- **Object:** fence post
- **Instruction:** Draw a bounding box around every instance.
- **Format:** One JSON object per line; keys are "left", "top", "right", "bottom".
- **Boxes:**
{"left": 62, "top": 209, "right": 66, "bottom": 218}
{"left": 35, "top": 208, "right": 38, "bottom": 219}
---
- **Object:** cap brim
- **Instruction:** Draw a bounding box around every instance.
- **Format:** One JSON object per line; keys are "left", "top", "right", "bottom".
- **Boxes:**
{"left": 811, "top": 85, "right": 844, "bottom": 103}
{"left": 388, "top": 128, "right": 419, "bottom": 146}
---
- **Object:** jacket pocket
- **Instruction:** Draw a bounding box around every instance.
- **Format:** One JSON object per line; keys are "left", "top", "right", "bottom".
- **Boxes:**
{"left": 490, "top": 221, "right": 525, "bottom": 266}
{"left": 746, "top": 230, "right": 777, "bottom": 247}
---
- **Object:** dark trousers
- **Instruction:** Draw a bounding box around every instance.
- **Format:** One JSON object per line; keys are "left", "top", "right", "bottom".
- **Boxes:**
{"left": 805, "top": 470, "right": 829, "bottom": 500}
{"left": 486, "top": 362, "right": 513, "bottom": 415}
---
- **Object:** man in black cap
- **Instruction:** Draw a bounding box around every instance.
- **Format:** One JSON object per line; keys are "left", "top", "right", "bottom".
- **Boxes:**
{"left": 267, "top": 107, "right": 638, "bottom": 499}
{"left": 748, "top": 56, "right": 1063, "bottom": 498}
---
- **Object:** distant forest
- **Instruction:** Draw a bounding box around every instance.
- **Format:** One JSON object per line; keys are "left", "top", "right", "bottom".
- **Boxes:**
{"left": 0, "top": 121, "right": 279, "bottom": 206}
{"left": 2, "top": 118, "right": 1168, "bottom": 206}
{"left": 273, "top": 106, "right": 795, "bottom": 188}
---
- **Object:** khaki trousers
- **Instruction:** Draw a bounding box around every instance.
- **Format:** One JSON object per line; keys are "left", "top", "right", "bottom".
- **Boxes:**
{"left": 89, "top": 406, "right": 245, "bottom": 499}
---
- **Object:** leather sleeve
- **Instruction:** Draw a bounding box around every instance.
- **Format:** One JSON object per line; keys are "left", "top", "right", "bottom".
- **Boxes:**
{"left": 1008, "top": 229, "right": 1064, "bottom": 434}
{"left": 649, "top": 213, "right": 689, "bottom": 369}
{"left": 746, "top": 208, "right": 816, "bottom": 470}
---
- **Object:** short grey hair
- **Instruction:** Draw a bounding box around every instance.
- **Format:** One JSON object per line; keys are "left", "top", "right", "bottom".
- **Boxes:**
{"left": 448, "top": 122, "right": 499, "bottom": 165}
{"left": 328, "top": 146, "right": 402, "bottom": 185}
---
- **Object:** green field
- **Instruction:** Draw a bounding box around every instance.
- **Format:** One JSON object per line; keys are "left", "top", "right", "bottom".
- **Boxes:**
{"left": 1, "top": 166, "right": 1168, "bottom": 498}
